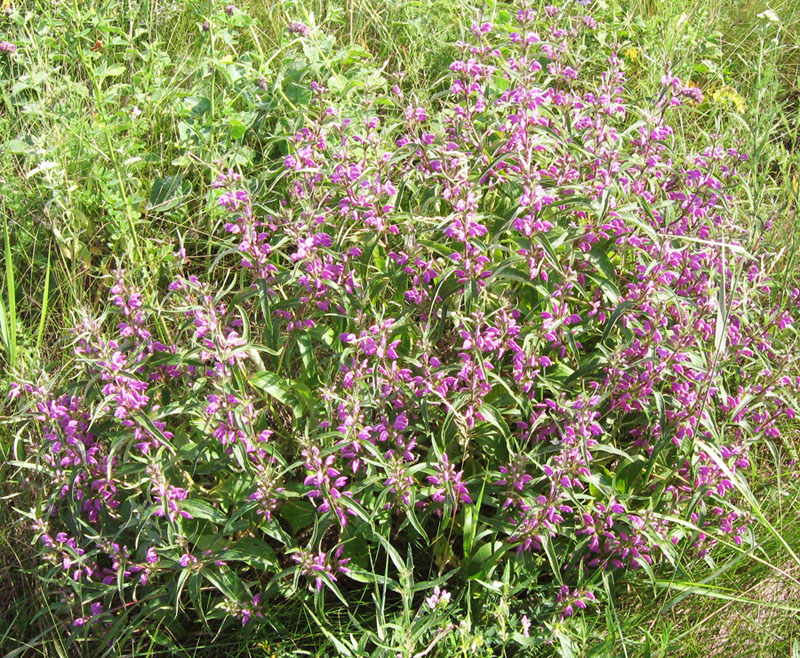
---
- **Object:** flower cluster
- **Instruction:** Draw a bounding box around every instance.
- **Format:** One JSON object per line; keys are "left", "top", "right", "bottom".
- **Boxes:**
{"left": 293, "top": 546, "right": 351, "bottom": 592}
{"left": 9, "top": 2, "right": 799, "bottom": 652}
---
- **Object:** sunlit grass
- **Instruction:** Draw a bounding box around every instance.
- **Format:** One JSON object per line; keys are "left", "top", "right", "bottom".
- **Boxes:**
{"left": 1, "top": 0, "right": 799, "bottom": 656}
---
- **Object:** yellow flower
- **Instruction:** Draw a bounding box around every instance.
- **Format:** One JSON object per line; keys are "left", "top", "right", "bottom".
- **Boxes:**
{"left": 623, "top": 47, "right": 639, "bottom": 61}
{"left": 711, "top": 85, "right": 747, "bottom": 113}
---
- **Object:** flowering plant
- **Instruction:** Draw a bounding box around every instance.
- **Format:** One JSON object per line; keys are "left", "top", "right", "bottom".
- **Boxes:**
{"left": 9, "top": 2, "right": 799, "bottom": 654}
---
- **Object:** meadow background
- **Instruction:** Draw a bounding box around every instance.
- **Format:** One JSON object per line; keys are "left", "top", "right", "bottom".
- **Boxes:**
{"left": 1, "top": 0, "right": 800, "bottom": 656}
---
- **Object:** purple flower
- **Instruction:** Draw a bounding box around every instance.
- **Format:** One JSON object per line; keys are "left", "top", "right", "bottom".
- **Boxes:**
{"left": 302, "top": 445, "right": 354, "bottom": 526}
{"left": 9, "top": 1, "right": 799, "bottom": 635}
{"left": 427, "top": 453, "right": 471, "bottom": 510}
{"left": 288, "top": 21, "right": 311, "bottom": 38}
{"left": 180, "top": 553, "right": 198, "bottom": 568}
{"left": 555, "top": 586, "right": 596, "bottom": 619}
{"left": 293, "top": 546, "right": 351, "bottom": 591}
{"left": 147, "top": 464, "right": 192, "bottom": 523}
{"left": 248, "top": 465, "right": 285, "bottom": 521}
{"left": 425, "top": 585, "right": 451, "bottom": 609}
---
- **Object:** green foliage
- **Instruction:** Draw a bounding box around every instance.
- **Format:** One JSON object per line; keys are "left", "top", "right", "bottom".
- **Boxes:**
{"left": 1, "top": 0, "right": 800, "bottom": 657}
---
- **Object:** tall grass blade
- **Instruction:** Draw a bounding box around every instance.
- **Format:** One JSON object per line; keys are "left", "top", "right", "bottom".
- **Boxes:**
{"left": 0, "top": 214, "right": 17, "bottom": 370}
{"left": 35, "top": 251, "right": 51, "bottom": 354}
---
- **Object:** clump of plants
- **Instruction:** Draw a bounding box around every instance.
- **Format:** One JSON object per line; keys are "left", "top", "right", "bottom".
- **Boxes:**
{"left": 9, "top": 2, "right": 800, "bottom": 655}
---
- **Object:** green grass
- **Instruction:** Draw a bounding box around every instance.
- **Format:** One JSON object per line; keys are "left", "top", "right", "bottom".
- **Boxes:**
{"left": 0, "top": 0, "right": 473, "bottom": 374}
{"left": 2, "top": 0, "right": 800, "bottom": 655}
{"left": 612, "top": 434, "right": 800, "bottom": 657}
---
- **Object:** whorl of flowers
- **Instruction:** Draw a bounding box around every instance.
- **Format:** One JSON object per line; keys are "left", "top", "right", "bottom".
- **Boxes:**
{"left": 288, "top": 21, "right": 312, "bottom": 38}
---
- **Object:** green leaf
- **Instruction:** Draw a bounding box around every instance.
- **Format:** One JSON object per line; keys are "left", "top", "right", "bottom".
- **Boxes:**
{"left": 229, "top": 118, "right": 247, "bottom": 140}
{"left": 180, "top": 499, "right": 228, "bottom": 525}
{"left": 203, "top": 564, "right": 249, "bottom": 600}
{"left": 221, "top": 536, "right": 279, "bottom": 571}
{"left": 250, "top": 371, "right": 308, "bottom": 419}
{"left": 279, "top": 500, "right": 316, "bottom": 533}
{"left": 5, "top": 139, "right": 31, "bottom": 154}
{"left": 98, "top": 64, "right": 126, "bottom": 78}
{"left": 147, "top": 175, "right": 189, "bottom": 212}
{"left": 464, "top": 540, "right": 506, "bottom": 579}
{"left": 602, "top": 300, "right": 635, "bottom": 343}
{"left": 35, "top": 251, "right": 51, "bottom": 353}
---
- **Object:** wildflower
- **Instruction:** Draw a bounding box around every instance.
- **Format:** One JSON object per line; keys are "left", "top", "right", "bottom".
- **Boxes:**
{"left": 10, "top": 1, "right": 799, "bottom": 642}
{"left": 0, "top": 41, "right": 17, "bottom": 54}
{"left": 555, "top": 586, "right": 596, "bottom": 619}
{"left": 293, "top": 546, "right": 350, "bottom": 591}
{"left": 288, "top": 21, "right": 311, "bottom": 38}
{"left": 425, "top": 585, "right": 451, "bottom": 609}
{"left": 711, "top": 85, "right": 746, "bottom": 112}
{"left": 509, "top": 496, "right": 570, "bottom": 552}
{"left": 302, "top": 445, "right": 354, "bottom": 526}
{"left": 248, "top": 465, "right": 285, "bottom": 521}
{"left": 148, "top": 464, "right": 192, "bottom": 523}
{"left": 180, "top": 553, "right": 198, "bottom": 568}
{"left": 757, "top": 9, "right": 780, "bottom": 23}
{"left": 680, "top": 81, "right": 704, "bottom": 105}
{"left": 427, "top": 453, "right": 472, "bottom": 508}
{"left": 495, "top": 456, "right": 533, "bottom": 508}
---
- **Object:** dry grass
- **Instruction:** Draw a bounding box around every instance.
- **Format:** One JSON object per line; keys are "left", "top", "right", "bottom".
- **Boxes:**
{"left": 688, "top": 562, "right": 800, "bottom": 657}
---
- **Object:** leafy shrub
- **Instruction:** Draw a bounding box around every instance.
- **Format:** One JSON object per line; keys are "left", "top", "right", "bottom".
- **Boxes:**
{"left": 10, "top": 3, "right": 800, "bottom": 655}
{"left": 0, "top": 0, "right": 398, "bottom": 355}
